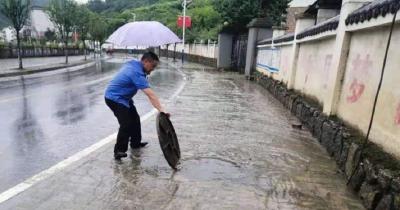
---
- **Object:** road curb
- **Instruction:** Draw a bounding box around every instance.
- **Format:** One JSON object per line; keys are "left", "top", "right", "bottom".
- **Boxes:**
{"left": 0, "top": 60, "right": 96, "bottom": 78}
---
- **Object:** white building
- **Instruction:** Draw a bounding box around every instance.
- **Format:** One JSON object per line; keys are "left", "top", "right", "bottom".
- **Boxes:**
{"left": 285, "top": 0, "right": 317, "bottom": 32}
{"left": 0, "top": 7, "right": 55, "bottom": 42}
{"left": 1, "top": 27, "right": 16, "bottom": 42}
{"left": 29, "top": 7, "right": 55, "bottom": 39}
{"left": 0, "top": 30, "right": 5, "bottom": 42}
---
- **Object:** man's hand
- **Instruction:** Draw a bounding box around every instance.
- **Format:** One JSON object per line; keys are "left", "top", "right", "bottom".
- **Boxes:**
{"left": 162, "top": 112, "right": 171, "bottom": 118}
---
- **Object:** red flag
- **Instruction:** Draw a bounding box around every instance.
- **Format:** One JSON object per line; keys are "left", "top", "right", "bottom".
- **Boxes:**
{"left": 177, "top": 16, "right": 192, "bottom": 28}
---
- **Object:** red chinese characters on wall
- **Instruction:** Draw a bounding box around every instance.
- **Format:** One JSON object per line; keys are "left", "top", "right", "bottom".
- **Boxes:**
{"left": 346, "top": 54, "right": 372, "bottom": 103}
{"left": 347, "top": 79, "right": 365, "bottom": 103}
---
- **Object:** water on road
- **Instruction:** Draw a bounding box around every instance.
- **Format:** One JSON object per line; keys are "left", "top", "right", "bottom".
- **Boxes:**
{"left": 0, "top": 61, "right": 365, "bottom": 210}
{"left": 0, "top": 57, "right": 185, "bottom": 193}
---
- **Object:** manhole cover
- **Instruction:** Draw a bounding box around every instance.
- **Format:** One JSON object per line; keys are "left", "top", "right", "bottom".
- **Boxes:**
{"left": 156, "top": 112, "right": 181, "bottom": 169}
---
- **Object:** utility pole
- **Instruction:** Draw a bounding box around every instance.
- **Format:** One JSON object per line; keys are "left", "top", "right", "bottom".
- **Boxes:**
{"left": 181, "top": 0, "right": 187, "bottom": 63}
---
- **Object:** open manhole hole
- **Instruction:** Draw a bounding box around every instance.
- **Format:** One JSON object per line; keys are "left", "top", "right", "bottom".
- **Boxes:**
{"left": 175, "top": 158, "right": 245, "bottom": 181}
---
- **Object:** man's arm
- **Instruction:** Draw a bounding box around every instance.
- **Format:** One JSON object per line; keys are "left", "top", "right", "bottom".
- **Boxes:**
{"left": 142, "top": 88, "right": 165, "bottom": 113}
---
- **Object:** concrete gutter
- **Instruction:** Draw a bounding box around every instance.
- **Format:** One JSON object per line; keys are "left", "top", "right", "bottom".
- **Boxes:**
{"left": 0, "top": 60, "right": 96, "bottom": 78}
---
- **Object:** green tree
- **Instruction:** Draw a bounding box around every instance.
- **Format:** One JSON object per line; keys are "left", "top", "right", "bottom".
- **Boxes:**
{"left": 109, "top": 0, "right": 222, "bottom": 42}
{"left": 44, "top": 28, "right": 56, "bottom": 41}
{"left": 0, "top": 0, "right": 31, "bottom": 69}
{"left": 213, "top": 0, "right": 289, "bottom": 32}
{"left": 89, "top": 14, "right": 108, "bottom": 56}
{"left": 261, "top": 0, "right": 290, "bottom": 25}
{"left": 0, "top": 12, "right": 10, "bottom": 28}
{"left": 106, "top": 17, "right": 126, "bottom": 37}
{"left": 87, "top": 0, "right": 167, "bottom": 13}
{"left": 47, "top": 0, "right": 78, "bottom": 64}
{"left": 74, "top": 5, "right": 92, "bottom": 60}
{"left": 87, "top": 0, "right": 105, "bottom": 13}
{"left": 213, "top": 0, "right": 260, "bottom": 32}
{"left": 186, "top": 0, "right": 222, "bottom": 42}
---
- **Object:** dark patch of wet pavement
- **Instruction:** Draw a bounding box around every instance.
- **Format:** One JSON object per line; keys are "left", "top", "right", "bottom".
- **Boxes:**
{"left": 0, "top": 62, "right": 365, "bottom": 210}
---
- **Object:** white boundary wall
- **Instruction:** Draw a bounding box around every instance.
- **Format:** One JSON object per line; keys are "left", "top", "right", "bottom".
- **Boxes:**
{"left": 162, "top": 42, "right": 218, "bottom": 59}
{"left": 255, "top": 4, "right": 400, "bottom": 158}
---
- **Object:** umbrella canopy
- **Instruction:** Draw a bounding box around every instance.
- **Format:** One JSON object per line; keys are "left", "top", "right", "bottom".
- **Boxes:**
{"left": 106, "top": 21, "right": 181, "bottom": 47}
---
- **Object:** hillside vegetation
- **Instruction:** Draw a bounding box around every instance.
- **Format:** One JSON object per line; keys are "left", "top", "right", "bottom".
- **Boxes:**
{"left": 89, "top": 0, "right": 288, "bottom": 42}
{"left": 1, "top": 0, "right": 288, "bottom": 44}
{"left": 91, "top": 0, "right": 222, "bottom": 42}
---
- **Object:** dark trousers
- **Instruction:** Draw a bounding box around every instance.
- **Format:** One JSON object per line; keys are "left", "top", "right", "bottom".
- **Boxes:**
{"left": 105, "top": 98, "right": 141, "bottom": 153}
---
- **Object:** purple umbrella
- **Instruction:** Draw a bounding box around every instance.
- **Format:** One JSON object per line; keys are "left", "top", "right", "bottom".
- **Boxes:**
{"left": 106, "top": 21, "right": 181, "bottom": 47}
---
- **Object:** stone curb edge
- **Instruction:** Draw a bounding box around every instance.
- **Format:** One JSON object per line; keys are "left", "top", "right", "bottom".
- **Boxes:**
{"left": 253, "top": 71, "right": 400, "bottom": 210}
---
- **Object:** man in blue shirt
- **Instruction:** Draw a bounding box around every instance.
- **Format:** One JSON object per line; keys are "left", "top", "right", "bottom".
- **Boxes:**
{"left": 105, "top": 52, "right": 167, "bottom": 160}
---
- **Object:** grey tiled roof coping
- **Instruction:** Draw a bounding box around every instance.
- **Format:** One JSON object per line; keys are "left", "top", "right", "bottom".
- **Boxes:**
{"left": 346, "top": 0, "right": 400, "bottom": 25}
{"left": 296, "top": 15, "right": 339, "bottom": 40}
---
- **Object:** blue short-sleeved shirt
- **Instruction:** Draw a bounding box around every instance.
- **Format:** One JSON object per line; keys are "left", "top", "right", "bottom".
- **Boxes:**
{"left": 105, "top": 60, "right": 150, "bottom": 108}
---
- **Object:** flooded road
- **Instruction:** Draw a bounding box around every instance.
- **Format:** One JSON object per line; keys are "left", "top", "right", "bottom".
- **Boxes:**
{"left": 0, "top": 61, "right": 364, "bottom": 209}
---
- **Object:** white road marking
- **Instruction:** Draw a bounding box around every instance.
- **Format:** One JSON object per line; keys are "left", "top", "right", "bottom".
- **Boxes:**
{"left": 0, "top": 67, "right": 187, "bottom": 204}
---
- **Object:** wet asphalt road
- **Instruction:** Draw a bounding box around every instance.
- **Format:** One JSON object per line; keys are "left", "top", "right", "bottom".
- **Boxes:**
{"left": 0, "top": 57, "right": 185, "bottom": 193}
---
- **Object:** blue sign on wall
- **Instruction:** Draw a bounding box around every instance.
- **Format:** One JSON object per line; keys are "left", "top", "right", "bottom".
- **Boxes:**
{"left": 256, "top": 47, "right": 281, "bottom": 73}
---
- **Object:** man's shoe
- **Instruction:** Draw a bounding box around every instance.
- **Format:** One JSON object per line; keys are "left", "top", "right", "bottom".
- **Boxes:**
{"left": 114, "top": 152, "right": 128, "bottom": 160}
{"left": 131, "top": 142, "right": 148, "bottom": 149}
